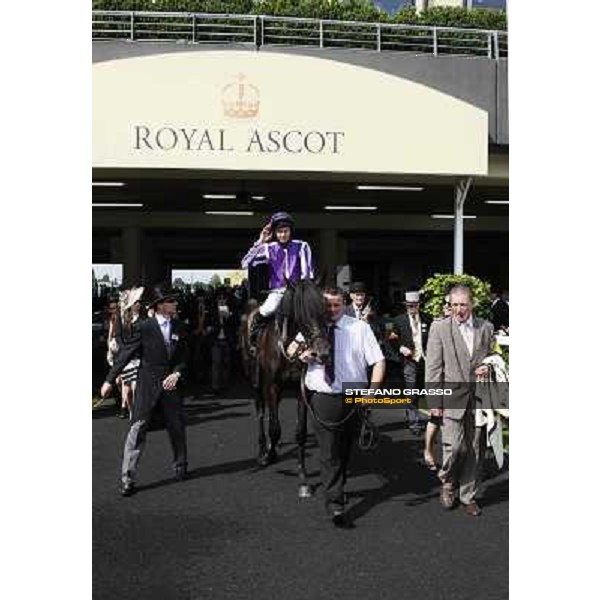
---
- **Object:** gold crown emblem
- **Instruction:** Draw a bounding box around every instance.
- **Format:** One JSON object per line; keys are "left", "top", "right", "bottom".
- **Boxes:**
{"left": 222, "top": 74, "right": 260, "bottom": 118}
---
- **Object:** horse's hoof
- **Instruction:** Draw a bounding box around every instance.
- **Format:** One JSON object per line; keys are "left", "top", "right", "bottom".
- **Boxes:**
{"left": 298, "top": 484, "right": 313, "bottom": 499}
{"left": 257, "top": 453, "right": 270, "bottom": 467}
{"left": 267, "top": 450, "right": 278, "bottom": 464}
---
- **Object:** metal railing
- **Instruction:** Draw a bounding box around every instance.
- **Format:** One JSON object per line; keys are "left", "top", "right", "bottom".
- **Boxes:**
{"left": 92, "top": 11, "right": 258, "bottom": 45}
{"left": 92, "top": 11, "right": 508, "bottom": 59}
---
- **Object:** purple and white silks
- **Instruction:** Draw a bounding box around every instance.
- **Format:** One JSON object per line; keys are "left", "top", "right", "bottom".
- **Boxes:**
{"left": 241, "top": 239, "right": 314, "bottom": 289}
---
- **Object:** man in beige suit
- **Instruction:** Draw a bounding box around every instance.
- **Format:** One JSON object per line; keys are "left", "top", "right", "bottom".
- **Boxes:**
{"left": 425, "top": 285, "right": 495, "bottom": 517}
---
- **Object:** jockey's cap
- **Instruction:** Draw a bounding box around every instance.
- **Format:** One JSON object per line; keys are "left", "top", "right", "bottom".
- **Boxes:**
{"left": 270, "top": 211, "right": 294, "bottom": 230}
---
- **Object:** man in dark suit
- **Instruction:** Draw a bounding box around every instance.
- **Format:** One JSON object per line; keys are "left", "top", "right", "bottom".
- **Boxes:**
{"left": 390, "top": 291, "right": 432, "bottom": 434}
{"left": 344, "top": 281, "right": 386, "bottom": 346}
{"left": 491, "top": 288, "right": 509, "bottom": 332}
{"left": 344, "top": 281, "right": 369, "bottom": 320}
{"left": 204, "top": 288, "right": 239, "bottom": 395}
{"left": 100, "top": 285, "right": 190, "bottom": 497}
{"left": 425, "top": 285, "right": 495, "bottom": 517}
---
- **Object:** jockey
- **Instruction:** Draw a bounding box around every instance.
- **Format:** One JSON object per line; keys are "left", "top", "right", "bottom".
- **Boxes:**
{"left": 241, "top": 211, "right": 314, "bottom": 347}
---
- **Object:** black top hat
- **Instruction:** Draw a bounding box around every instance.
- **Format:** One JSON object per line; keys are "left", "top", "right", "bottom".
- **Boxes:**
{"left": 349, "top": 281, "right": 367, "bottom": 293}
{"left": 147, "top": 284, "right": 178, "bottom": 308}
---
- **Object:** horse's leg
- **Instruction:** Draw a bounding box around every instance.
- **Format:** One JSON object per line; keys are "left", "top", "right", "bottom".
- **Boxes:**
{"left": 255, "top": 373, "right": 269, "bottom": 467}
{"left": 296, "top": 393, "right": 312, "bottom": 499}
{"left": 267, "top": 382, "right": 282, "bottom": 464}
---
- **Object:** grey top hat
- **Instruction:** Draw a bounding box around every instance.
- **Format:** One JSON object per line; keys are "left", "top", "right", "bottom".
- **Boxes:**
{"left": 148, "top": 284, "right": 178, "bottom": 308}
{"left": 349, "top": 281, "right": 367, "bottom": 293}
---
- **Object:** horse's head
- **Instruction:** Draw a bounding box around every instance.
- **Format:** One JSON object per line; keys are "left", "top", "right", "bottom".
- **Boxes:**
{"left": 304, "top": 326, "right": 331, "bottom": 366}
{"left": 293, "top": 280, "right": 331, "bottom": 365}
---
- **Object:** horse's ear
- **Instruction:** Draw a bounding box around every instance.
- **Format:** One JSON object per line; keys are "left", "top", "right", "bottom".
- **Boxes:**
{"left": 315, "top": 266, "right": 333, "bottom": 289}
{"left": 314, "top": 269, "right": 325, "bottom": 288}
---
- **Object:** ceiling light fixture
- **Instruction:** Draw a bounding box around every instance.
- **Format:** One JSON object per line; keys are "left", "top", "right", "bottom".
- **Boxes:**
{"left": 431, "top": 214, "right": 477, "bottom": 219}
{"left": 484, "top": 200, "right": 509, "bottom": 205}
{"left": 92, "top": 203, "right": 143, "bottom": 208}
{"left": 203, "top": 194, "right": 236, "bottom": 200}
{"left": 205, "top": 211, "right": 255, "bottom": 216}
{"left": 92, "top": 182, "right": 126, "bottom": 187}
{"left": 324, "top": 205, "right": 378, "bottom": 211}
{"left": 356, "top": 185, "right": 424, "bottom": 192}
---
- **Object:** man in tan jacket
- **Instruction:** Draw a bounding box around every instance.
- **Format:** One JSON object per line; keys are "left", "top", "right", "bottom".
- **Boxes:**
{"left": 425, "top": 285, "right": 495, "bottom": 517}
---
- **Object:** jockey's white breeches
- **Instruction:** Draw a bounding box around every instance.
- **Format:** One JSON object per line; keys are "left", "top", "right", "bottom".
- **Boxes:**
{"left": 259, "top": 288, "right": 286, "bottom": 317}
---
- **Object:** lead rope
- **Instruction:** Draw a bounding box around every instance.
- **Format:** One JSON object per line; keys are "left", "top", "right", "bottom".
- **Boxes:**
{"left": 299, "top": 366, "right": 378, "bottom": 450}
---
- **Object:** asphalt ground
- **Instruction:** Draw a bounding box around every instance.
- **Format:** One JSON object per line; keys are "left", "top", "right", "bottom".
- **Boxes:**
{"left": 93, "top": 385, "right": 508, "bottom": 600}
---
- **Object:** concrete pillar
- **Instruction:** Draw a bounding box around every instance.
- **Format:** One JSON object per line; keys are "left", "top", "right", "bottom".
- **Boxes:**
{"left": 122, "top": 227, "right": 142, "bottom": 287}
{"left": 453, "top": 178, "right": 472, "bottom": 275}
{"left": 109, "top": 235, "right": 121, "bottom": 265}
{"left": 415, "top": 0, "right": 428, "bottom": 13}
{"left": 141, "top": 235, "right": 169, "bottom": 286}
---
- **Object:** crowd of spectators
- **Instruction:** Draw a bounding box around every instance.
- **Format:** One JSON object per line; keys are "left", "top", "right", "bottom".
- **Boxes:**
{"left": 92, "top": 280, "right": 509, "bottom": 407}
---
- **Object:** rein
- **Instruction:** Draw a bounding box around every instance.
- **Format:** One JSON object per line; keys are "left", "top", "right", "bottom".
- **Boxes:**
{"left": 299, "top": 365, "right": 379, "bottom": 450}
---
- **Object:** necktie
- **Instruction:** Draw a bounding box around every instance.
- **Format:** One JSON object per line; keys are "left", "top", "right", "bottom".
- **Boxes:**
{"left": 411, "top": 314, "right": 422, "bottom": 361}
{"left": 325, "top": 324, "right": 336, "bottom": 385}
{"left": 161, "top": 319, "right": 171, "bottom": 346}
{"left": 460, "top": 322, "right": 473, "bottom": 357}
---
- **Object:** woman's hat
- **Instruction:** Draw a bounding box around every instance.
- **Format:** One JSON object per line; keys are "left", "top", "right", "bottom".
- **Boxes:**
{"left": 122, "top": 286, "right": 145, "bottom": 311}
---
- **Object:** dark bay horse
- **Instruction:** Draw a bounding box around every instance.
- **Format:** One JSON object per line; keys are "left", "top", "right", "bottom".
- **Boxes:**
{"left": 246, "top": 280, "right": 330, "bottom": 498}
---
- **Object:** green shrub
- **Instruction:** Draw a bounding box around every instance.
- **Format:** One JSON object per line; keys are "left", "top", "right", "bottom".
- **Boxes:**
{"left": 420, "top": 273, "right": 492, "bottom": 321}
{"left": 92, "top": 1, "right": 507, "bottom": 30}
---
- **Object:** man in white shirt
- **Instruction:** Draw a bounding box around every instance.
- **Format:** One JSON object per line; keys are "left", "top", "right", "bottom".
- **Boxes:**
{"left": 300, "top": 286, "right": 385, "bottom": 526}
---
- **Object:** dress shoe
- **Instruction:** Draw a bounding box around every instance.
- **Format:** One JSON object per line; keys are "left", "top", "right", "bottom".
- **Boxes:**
{"left": 462, "top": 502, "right": 482, "bottom": 517}
{"left": 440, "top": 483, "right": 456, "bottom": 510}
{"left": 331, "top": 508, "right": 355, "bottom": 528}
{"left": 331, "top": 508, "right": 346, "bottom": 527}
{"left": 121, "top": 482, "right": 136, "bottom": 497}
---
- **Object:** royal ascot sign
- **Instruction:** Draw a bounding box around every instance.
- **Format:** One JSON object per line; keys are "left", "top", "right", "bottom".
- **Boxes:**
{"left": 93, "top": 51, "right": 488, "bottom": 175}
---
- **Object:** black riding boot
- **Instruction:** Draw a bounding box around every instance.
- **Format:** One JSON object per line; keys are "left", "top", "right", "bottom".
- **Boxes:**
{"left": 249, "top": 313, "right": 267, "bottom": 349}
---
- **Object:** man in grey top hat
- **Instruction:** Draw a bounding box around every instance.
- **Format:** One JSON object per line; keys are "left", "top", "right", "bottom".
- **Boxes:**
{"left": 390, "top": 290, "right": 431, "bottom": 434}
{"left": 425, "top": 284, "right": 495, "bottom": 517}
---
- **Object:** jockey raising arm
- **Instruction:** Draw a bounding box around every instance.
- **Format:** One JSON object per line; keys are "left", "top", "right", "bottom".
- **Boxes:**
{"left": 242, "top": 212, "right": 314, "bottom": 346}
